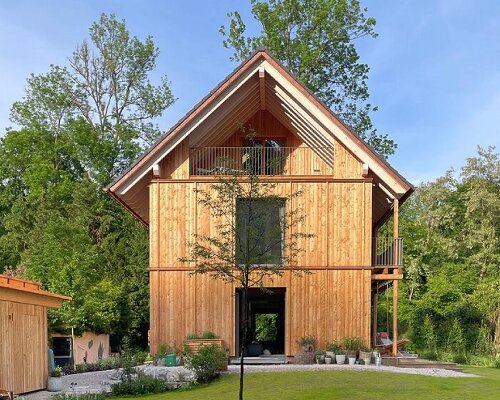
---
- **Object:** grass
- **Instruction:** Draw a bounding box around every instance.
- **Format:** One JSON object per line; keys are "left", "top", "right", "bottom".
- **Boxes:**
{"left": 113, "top": 366, "right": 500, "bottom": 400}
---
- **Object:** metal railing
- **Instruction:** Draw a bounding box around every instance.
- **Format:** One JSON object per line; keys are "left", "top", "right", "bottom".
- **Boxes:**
{"left": 373, "top": 237, "right": 403, "bottom": 266}
{"left": 189, "top": 146, "right": 334, "bottom": 176}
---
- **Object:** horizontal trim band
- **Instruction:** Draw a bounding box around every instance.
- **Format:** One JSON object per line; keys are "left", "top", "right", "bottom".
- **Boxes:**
{"left": 150, "top": 177, "right": 373, "bottom": 184}
{"left": 149, "top": 265, "right": 375, "bottom": 272}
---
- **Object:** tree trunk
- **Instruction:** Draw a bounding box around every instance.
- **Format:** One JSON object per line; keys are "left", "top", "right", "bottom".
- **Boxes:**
{"left": 239, "top": 286, "right": 248, "bottom": 400}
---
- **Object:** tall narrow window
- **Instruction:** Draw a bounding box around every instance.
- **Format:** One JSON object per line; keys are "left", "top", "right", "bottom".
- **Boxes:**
{"left": 236, "top": 198, "right": 284, "bottom": 264}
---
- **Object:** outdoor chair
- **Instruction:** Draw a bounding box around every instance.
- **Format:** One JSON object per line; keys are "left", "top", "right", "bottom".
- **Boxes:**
{"left": 376, "top": 332, "right": 410, "bottom": 356}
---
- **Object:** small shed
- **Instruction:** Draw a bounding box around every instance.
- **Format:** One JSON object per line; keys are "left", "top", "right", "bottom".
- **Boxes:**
{"left": 0, "top": 275, "right": 70, "bottom": 394}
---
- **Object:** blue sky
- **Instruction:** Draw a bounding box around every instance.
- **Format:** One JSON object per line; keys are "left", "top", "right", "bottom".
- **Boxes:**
{"left": 0, "top": 1, "right": 498, "bottom": 184}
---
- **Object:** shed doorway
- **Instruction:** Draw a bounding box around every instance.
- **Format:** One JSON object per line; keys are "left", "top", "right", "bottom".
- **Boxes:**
{"left": 235, "top": 287, "right": 285, "bottom": 356}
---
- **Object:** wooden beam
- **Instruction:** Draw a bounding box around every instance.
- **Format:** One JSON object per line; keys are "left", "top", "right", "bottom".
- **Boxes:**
{"left": 392, "top": 279, "right": 399, "bottom": 356}
{"left": 393, "top": 198, "right": 399, "bottom": 238}
{"left": 393, "top": 198, "right": 400, "bottom": 272}
{"left": 371, "top": 274, "right": 403, "bottom": 280}
{"left": 259, "top": 66, "right": 266, "bottom": 110}
{"left": 372, "top": 291, "right": 378, "bottom": 347}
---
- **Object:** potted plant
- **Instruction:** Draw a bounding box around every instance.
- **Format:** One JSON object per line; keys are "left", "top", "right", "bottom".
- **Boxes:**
{"left": 343, "top": 337, "right": 362, "bottom": 366}
{"left": 47, "top": 366, "right": 63, "bottom": 392}
{"left": 315, "top": 350, "right": 325, "bottom": 364}
{"left": 359, "top": 345, "right": 372, "bottom": 365}
{"left": 325, "top": 354, "right": 333, "bottom": 364}
{"left": 326, "top": 341, "right": 342, "bottom": 363}
{"left": 295, "top": 335, "right": 316, "bottom": 364}
{"left": 298, "top": 335, "right": 317, "bottom": 353}
{"left": 155, "top": 343, "right": 168, "bottom": 366}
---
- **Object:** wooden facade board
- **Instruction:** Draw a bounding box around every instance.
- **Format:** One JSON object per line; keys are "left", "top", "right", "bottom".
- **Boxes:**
{"left": 149, "top": 269, "right": 371, "bottom": 356}
{"left": 0, "top": 301, "right": 48, "bottom": 394}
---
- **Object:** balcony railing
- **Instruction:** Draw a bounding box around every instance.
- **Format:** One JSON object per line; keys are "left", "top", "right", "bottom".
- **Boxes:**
{"left": 373, "top": 237, "right": 403, "bottom": 266}
{"left": 189, "top": 146, "right": 334, "bottom": 176}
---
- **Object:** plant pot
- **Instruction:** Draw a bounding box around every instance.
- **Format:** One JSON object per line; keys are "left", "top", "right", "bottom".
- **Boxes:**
{"left": 295, "top": 351, "right": 315, "bottom": 364}
{"left": 47, "top": 377, "right": 62, "bottom": 392}
{"left": 363, "top": 357, "right": 371, "bottom": 365}
{"left": 325, "top": 351, "right": 335, "bottom": 359}
{"left": 325, "top": 356, "right": 332, "bottom": 364}
{"left": 335, "top": 354, "right": 345, "bottom": 365}
{"left": 359, "top": 351, "right": 372, "bottom": 361}
{"left": 348, "top": 357, "right": 356, "bottom": 366}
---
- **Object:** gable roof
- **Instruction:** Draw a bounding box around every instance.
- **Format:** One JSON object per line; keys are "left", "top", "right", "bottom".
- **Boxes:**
{"left": 107, "top": 49, "right": 413, "bottom": 225}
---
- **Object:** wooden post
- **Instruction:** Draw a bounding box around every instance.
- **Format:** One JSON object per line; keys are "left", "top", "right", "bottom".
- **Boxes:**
{"left": 392, "top": 279, "right": 398, "bottom": 356}
{"left": 372, "top": 291, "right": 378, "bottom": 347}
{"left": 392, "top": 198, "right": 399, "bottom": 356}
{"left": 393, "top": 198, "right": 399, "bottom": 270}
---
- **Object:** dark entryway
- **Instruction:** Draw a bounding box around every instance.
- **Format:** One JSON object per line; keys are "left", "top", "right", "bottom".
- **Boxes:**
{"left": 235, "top": 287, "right": 285, "bottom": 356}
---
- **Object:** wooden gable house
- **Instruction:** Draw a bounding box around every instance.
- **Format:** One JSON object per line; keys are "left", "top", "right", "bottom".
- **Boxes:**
{"left": 107, "top": 50, "right": 413, "bottom": 357}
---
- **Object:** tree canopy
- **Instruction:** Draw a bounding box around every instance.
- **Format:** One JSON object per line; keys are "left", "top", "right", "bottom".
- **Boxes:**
{"left": 0, "top": 14, "right": 173, "bottom": 347}
{"left": 220, "top": 0, "right": 396, "bottom": 158}
{"left": 384, "top": 146, "right": 500, "bottom": 361}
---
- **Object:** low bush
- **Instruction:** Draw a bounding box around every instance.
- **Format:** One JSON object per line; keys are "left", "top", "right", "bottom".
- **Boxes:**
{"left": 61, "top": 350, "right": 146, "bottom": 375}
{"left": 111, "top": 372, "right": 169, "bottom": 396}
{"left": 184, "top": 344, "right": 227, "bottom": 383}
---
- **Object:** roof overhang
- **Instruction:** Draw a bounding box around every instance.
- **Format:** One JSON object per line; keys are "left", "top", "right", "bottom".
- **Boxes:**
{"left": 107, "top": 50, "right": 414, "bottom": 225}
{"left": 0, "top": 275, "right": 71, "bottom": 309}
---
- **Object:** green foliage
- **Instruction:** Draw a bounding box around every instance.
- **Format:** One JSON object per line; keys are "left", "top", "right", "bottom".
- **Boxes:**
{"left": 421, "top": 315, "right": 437, "bottom": 356}
{"left": 255, "top": 314, "right": 277, "bottom": 341}
{"left": 185, "top": 331, "right": 218, "bottom": 340}
{"left": 342, "top": 337, "right": 363, "bottom": 351}
{"left": 111, "top": 372, "right": 170, "bottom": 396}
{"left": 447, "top": 318, "right": 466, "bottom": 356}
{"left": 157, "top": 343, "right": 180, "bottom": 357}
{"left": 298, "top": 335, "right": 317, "bottom": 349}
{"left": 397, "top": 145, "right": 500, "bottom": 363}
{"left": 220, "top": 0, "right": 396, "bottom": 157}
{"left": 50, "top": 366, "right": 63, "bottom": 377}
{"left": 0, "top": 13, "right": 172, "bottom": 347}
{"left": 326, "top": 341, "right": 342, "bottom": 353}
{"left": 184, "top": 344, "right": 228, "bottom": 384}
{"left": 201, "top": 331, "right": 218, "bottom": 339}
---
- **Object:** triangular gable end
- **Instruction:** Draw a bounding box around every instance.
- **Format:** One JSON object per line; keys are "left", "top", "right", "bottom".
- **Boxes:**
{"left": 107, "top": 50, "right": 413, "bottom": 225}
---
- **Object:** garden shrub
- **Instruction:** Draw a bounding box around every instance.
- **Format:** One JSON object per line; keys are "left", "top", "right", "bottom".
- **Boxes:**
{"left": 111, "top": 372, "right": 169, "bottom": 396}
{"left": 184, "top": 344, "right": 227, "bottom": 383}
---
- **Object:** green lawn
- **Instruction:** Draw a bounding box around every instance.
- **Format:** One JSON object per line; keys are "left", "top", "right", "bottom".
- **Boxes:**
{"left": 115, "top": 367, "right": 500, "bottom": 400}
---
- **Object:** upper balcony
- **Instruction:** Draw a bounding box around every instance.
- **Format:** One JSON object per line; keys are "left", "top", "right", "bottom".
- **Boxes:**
{"left": 372, "top": 237, "right": 403, "bottom": 281}
{"left": 189, "top": 146, "right": 334, "bottom": 176}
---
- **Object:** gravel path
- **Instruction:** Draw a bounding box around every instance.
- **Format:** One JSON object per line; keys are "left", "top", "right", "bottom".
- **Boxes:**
{"left": 20, "top": 363, "right": 475, "bottom": 399}
{"left": 225, "top": 363, "right": 476, "bottom": 378}
{"left": 22, "top": 369, "right": 121, "bottom": 399}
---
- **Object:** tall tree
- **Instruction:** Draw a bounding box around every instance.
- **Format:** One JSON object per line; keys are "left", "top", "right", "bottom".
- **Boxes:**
{"left": 397, "top": 145, "right": 500, "bottom": 356}
{"left": 220, "top": 0, "right": 396, "bottom": 157}
{"left": 181, "top": 143, "right": 313, "bottom": 399}
{"left": 0, "top": 14, "right": 173, "bottom": 346}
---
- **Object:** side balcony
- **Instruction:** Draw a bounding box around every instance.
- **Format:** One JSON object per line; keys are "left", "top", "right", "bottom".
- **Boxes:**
{"left": 371, "top": 237, "right": 403, "bottom": 281}
{"left": 189, "top": 146, "right": 334, "bottom": 176}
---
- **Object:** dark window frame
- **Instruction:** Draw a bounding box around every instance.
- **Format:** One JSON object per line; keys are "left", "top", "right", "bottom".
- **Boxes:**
{"left": 235, "top": 197, "right": 285, "bottom": 265}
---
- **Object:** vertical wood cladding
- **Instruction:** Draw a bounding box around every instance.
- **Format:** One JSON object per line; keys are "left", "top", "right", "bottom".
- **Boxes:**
{"left": 149, "top": 112, "right": 371, "bottom": 356}
{"left": 149, "top": 180, "right": 372, "bottom": 356}
{"left": 0, "top": 301, "right": 47, "bottom": 394}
